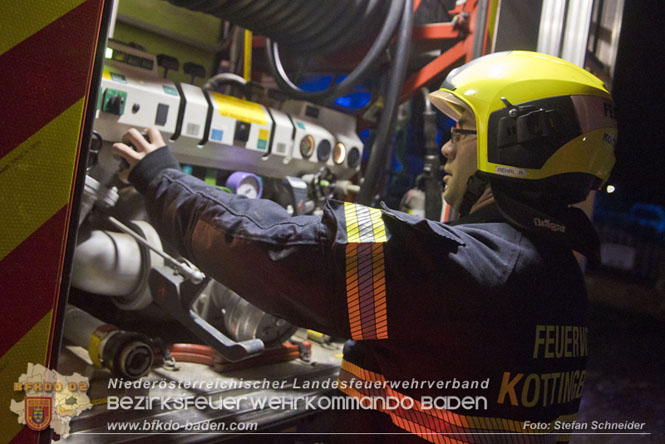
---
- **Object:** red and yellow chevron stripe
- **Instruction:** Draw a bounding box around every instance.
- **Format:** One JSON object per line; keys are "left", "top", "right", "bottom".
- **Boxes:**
{"left": 0, "top": 1, "right": 106, "bottom": 442}
{"left": 344, "top": 203, "right": 388, "bottom": 340}
{"left": 338, "top": 359, "right": 576, "bottom": 444}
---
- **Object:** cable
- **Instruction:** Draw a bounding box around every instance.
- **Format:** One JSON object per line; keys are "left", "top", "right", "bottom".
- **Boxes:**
{"left": 203, "top": 72, "right": 247, "bottom": 96}
{"left": 357, "top": 0, "right": 414, "bottom": 205}
{"left": 263, "top": 0, "right": 405, "bottom": 101}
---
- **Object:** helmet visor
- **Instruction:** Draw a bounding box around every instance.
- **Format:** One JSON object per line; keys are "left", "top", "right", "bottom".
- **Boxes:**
{"left": 428, "top": 89, "right": 473, "bottom": 122}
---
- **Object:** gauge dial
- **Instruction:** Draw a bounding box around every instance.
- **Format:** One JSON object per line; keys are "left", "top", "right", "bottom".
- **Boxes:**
{"left": 300, "top": 135, "right": 315, "bottom": 158}
{"left": 226, "top": 172, "right": 262, "bottom": 199}
{"left": 333, "top": 142, "right": 346, "bottom": 165}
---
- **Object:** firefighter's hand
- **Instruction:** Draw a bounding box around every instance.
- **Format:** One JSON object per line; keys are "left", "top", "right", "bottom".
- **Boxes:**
{"left": 112, "top": 127, "right": 166, "bottom": 183}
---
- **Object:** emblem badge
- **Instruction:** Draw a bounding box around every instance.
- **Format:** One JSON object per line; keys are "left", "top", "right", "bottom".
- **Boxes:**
{"left": 25, "top": 397, "right": 52, "bottom": 431}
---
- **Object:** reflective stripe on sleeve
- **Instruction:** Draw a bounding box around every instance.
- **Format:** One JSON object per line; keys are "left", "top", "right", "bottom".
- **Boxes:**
{"left": 344, "top": 203, "right": 388, "bottom": 340}
{"left": 338, "top": 359, "right": 576, "bottom": 444}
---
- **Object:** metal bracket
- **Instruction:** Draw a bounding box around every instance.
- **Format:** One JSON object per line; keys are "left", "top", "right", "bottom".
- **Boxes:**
{"left": 149, "top": 266, "right": 264, "bottom": 362}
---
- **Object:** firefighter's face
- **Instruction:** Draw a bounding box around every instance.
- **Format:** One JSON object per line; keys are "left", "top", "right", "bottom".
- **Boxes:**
{"left": 441, "top": 118, "right": 478, "bottom": 212}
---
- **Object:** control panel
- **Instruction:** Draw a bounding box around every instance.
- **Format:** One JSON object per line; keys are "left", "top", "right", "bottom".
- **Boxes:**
{"left": 94, "top": 42, "right": 363, "bottom": 180}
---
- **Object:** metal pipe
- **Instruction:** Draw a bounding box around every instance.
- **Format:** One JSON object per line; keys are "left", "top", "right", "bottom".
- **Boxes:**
{"left": 537, "top": 0, "right": 567, "bottom": 57}
{"left": 71, "top": 220, "right": 165, "bottom": 311}
{"left": 421, "top": 87, "right": 443, "bottom": 221}
{"left": 472, "top": 0, "right": 490, "bottom": 59}
{"left": 561, "top": 0, "right": 594, "bottom": 66}
{"left": 64, "top": 305, "right": 153, "bottom": 380}
{"left": 108, "top": 0, "right": 119, "bottom": 38}
{"left": 108, "top": 216, "right": 204, "bottom": 284}
{"left": 71, "top": 229, "right": 144, "bottom": 296}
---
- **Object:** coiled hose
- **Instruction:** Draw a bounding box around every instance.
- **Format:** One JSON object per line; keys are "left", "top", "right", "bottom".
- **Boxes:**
{"left": 166, "top": 0, "right": 390, "bottom": 54}
{"left": 167, "top": 0, "right": 403, "bottom": 101}
{"left": 264, "top": 0, "right": 405, "bottom": 101}
{"left": 166, "top": 0, "right": 416, "bottom": 204}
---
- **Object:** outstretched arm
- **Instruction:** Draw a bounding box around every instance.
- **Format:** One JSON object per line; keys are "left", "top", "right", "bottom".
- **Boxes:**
{"left": 112, "top": 128, "right": 387, "bottom": 340}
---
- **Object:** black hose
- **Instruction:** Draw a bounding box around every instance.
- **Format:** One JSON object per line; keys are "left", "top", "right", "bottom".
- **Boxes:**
{"left": 167, "top": 0, "right": 402, "bottom": 102}
{"left": 357, "top": 0, "right": 414, "bottom": 205}
{"left": 315, "top": 0, "right": 385, "bottom": 56}
{"left": 166, "top": 0, "right": 387, "bottom": 55}
{"left": 280, "top": 0, "right": 352, "bottom": 53}
{"left": 264, "top": 0, "right": 404, "bottom": 101}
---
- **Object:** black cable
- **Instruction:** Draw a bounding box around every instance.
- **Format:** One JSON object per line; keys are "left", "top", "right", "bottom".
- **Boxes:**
{"left": 263, "top": 0, "right": 405, "bottom": 101}
{"left": 357, "top": 0, "right": 414, "bottom": 205}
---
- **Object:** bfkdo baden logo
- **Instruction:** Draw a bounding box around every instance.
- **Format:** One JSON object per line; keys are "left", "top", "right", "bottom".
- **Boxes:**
{"left": 10, "top": 363, "right": 93, "bottom": 438}
{"left": 24, "top": 397, "right": 53, "bottom": 431}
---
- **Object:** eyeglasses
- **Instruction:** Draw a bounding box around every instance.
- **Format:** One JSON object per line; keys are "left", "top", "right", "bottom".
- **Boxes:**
{"left": 450, "top": 127, "right": 477, "bottom": 144}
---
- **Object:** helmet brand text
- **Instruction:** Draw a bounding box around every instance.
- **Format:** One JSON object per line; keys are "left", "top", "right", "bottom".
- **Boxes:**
{"left": 533, "top": 218, "right": 566, "bottom": 233}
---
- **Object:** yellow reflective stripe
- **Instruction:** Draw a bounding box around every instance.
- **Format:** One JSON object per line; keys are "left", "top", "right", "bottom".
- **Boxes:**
{"left": 0, "top": 311, "right": 53, "bottom": 443}
{"left": 0, "top": 0, "right": 86, "bottom": 55}
{"left": 369, "top": 207, "right": 387, "bottom": 242}
{"left": 344, "top": 202, "right": 388, "bottom": 243}
{"left": 0, "top": 98, "right": 84, "bottom": 260}
{"left": 344, "top": 202, "right": 361, "bottom": 242}
{"left": 343, "top": 203, "right": 389, "bottom": 339}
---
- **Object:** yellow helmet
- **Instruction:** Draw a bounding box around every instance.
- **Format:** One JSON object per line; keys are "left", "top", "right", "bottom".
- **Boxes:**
{"left": 429, "top": 51, "right": 617, "bottom": 204}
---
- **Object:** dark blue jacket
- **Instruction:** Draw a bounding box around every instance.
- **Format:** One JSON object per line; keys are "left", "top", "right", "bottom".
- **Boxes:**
{"left": 130, "top": 148, "right": 588, "bottom": 444}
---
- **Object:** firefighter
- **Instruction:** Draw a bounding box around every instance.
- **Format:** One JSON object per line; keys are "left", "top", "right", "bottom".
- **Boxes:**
{"left": 113, "top": 51, "right": 617, "bottom": 443}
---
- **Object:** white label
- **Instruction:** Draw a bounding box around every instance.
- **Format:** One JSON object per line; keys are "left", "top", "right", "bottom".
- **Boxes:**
{"left": 186, "top": 123, "right": 200, "bottom": 136}
{"left": 495, "top": 166, "right": 527, "bottom": 177}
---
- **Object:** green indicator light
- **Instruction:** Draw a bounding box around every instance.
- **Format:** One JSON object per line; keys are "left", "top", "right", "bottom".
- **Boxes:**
{"left": 110, "top": 72, "right": 127, "bottom": 84}
{"left": 105, "top": 47, "right": 113, "bottom": 59}
{"left": 162, "top": 85, "right": 178, "bottom": 96}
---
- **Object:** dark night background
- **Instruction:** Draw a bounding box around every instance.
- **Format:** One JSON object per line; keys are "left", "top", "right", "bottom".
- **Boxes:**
{"left": 609, "top": 0, "right": 665, "bottom": 208}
